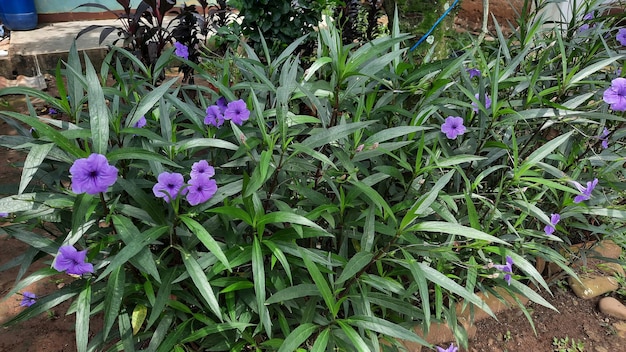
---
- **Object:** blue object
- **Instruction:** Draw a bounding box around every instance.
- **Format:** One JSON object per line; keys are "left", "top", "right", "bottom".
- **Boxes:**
{"left": 409, "top": 0, "right": 460, "bottom": 52}
{"left": 0, "top": 0, "right": 38, "bottom": 31}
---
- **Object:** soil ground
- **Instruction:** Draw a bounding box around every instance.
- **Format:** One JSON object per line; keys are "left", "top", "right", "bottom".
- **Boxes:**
{"left": 1, "top": 4, "right": 626, "bottom": 351}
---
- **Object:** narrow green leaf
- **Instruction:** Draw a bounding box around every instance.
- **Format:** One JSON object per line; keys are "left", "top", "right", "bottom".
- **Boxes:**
{"left": 180, "top": 216, "right": 230, "bottom": 271}
{"left": 84, "top": 53, "right": 109, "bottom": 155}
{"left": 97, "top": 219, "right": 168, "bottom": 281}
{"left": 417, "top": 262, "right": 494, "bottom": 318}
{"left": 0, "top": 111, "right": 85, "bottom": 157}
{"left": 128, "top": 78, "right": 177, "bottom": 128}
{"left": 258, "top": 211, "right": 325, "bottom": 231}
{"left": 336, "top": 252, "right": 373, "bottom": 287}
{"left": 407, "top": 221, "right": 509, "bottom": 245}
{"left": 346, "top": 315, "right": 428, "bottom": 345}
{"left": 310, "top": 327, "right": 330, "bottom": 352}
{"left": 76, "top": 284, "right": 91, "bottom": 352}
{"left": 300, "top": 248, "right": 336, "bottom": 317}
{"left": 180, "top": 248, "right": 223, "bottom": 321}
{"left": 263, "top": 239, "right": 293, "bottom": 285}
{"left": 301, "top": 121, "right": 376, "bottom": 149}
{"left": 266, "top": 284, "right": 319, "bottom": 304}
{"left": 402, "top": 250, "right": 431, "bottom": 330}
{"left": 106, "top": 147, "right": 181, "bottom": 167}
{"left": 252, "top": 237, "right": 269, "bottom": 335}
{"left": 119, "top": 312, "right": 136, "bottom": 352}
{"left": 517, "top": 131, "right": 572, "bottom": 177}
{"left": 19, "top": 143, "right": 54, "bottom": 194}
{"left": 336, "top": 321, "right": 370, "bottom": 352}
{"left": 103, "top": 266, "right": 125, "bottom": 341}
{"left": 277, "top": 323, "right": 317, "bottom": 352}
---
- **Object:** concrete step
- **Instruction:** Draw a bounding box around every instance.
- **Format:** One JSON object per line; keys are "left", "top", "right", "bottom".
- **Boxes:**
{"left": 0, "top": 19, "right": 119, "bottom": 78}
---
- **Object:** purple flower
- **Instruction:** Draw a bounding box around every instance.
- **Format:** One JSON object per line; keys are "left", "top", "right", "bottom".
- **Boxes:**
{"left": 472, "top": 93, "right": 492, "bottom": 113}
{"left": 186, "top": 177, "right": 218, "bottom": 206}
{"left": 223, "top": 99, "right": 250, "bottom": 125}
{"left": 205, "top": 105, "right": 225, "bottom": 127}
{"left": 441, "top": 116, "right": 466, "bottom": 140}
{"left": 603, "top": 78, "right": 626, "bottom": 111}
{"left": 48, "top": 108, "right": 58, "bottom": 115}
{"left": 493, "top": 256, "right": 514, "bottom": 285}
{"left": 0, "top": 212, "right": 8, "bottom": 218}
{"left": 467, "top": 68, "right": 481, "bottom": 78}
{"left": 20, "top": 292, "right": 37, "bottom": 307}
{"left": 69, "top": 154, "right": 119, "bottom": 195}
{"left": 152, "top": 172, "right": 185, "bottom": 203}
{"left": 436, "top": 343, "right": 458, "bottom": 352}
{"left": 600, "top": 127, "right": 609, "bottom": 149}
{"left": 544, "top": 213, "right": 560, "bottom": 235}
{"left": 190, "top": 160, "right": 215, "bottom": 180}
{"left": 53, "top": 245, "right": 94, "bottom": 276}
{"left": 134, "top": 116, "right": 147, "bottom": 128}
{"left": 573, "top": 178, "right": 598, "bottom": 203}
{"left": 174, "top": 42, "right": 189, "bottom": 60}
{"left": 579, "top": 13, "right": 594, "bottom": 32}
{"left": 216, "top": 97, "right": 228, "bottom": 112}
{"left": 617, "top": 28, "right": 626, "bottom": 46}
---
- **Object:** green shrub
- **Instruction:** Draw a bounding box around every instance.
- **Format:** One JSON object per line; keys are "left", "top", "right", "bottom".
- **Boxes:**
{"left": 0, "top": 1, "right": 624, "bottom": 350}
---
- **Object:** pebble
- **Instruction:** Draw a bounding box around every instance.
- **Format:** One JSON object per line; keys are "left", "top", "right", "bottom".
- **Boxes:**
{"left": 599, "top": 297, "right": 626, "bottom": 320}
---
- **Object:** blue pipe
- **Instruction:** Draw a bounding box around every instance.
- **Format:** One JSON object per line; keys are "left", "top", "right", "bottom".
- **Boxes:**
{"left": 409, "top": 0, "right": 461, "bottom": 52}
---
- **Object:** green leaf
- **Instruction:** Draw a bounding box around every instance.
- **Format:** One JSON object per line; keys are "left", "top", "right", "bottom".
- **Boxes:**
{"left": 76, "top": 284, "right": 91, "bottom": 352}
{"left": 252, "top": 236, "right": 269, "bottom": 335}
{"left": 119, "top": 312, "right": 136, "bottom": 352}
{"left": 517, "top": 131, "right": 572, "bottom": 178}
{"left": 19, "top": 143, "right": 54, "bottom": 194}
{"left": 336, "top": 320, "right": 370, "bottom": 352}
{"left": 258, "top": 211, "right": 325, "bottom": 231}
{"left": 128, "top": 78, "right": 178, "bottom": 128}
{"left": 103, "top": 266, "right": 125, "bottom": 341}
{"left": 300, "top": 248, "right": 337, "bottom": 317}
{"left": 402, "top": 249, "right": 431, "bottom": 330}
{"left": 180, "top": 216, "right": 231, "bottom": 271}
{"left": 175, "top": 138, "right": 238, "bottom": 152}
{"left": 266, "top": 284, "right": 319, "bottom": 304}
{"left": 84, "top": 53, "right": 109, "bottom": 155}
{"left": 97, "top": 219, "right": 168, "bottom": 281}
{"left": 0, "top": 111, "right": 85, "bottom": 158}
{"left": 277, "top": 323, "right": 317, "bottom": 352}
{"left": 336, "top": 252, "right": 373, "bottom": 287}
{"left": 181, "top": 322, "right": 252, "bottom": 343}
{"left": 301, "top": 121, "right": 376, "bottom": 149}
{"left": 416, "top": 262, "right": 494, "bottom": 318}
{"left": 180, "top": 248, "right": 223, "bottom": 321}
{"left": 364, "top": 126, "right": 429, "bottom": 144}
{"left": 407, "top": 221, "right": 509, "bottom": 245}
{"left": 1, "top": 268, "right": 58, "bottom": 302}
{"left": 346, "top": 315, "right": 428, "bottom": 345}
{"left": 310, "top": 327, "right": 330, "bottom": 352}
{"left": 349, "top": 180, "right": 395, "bottom": 221}
{"left": 106, "top": 147, "right": 181, "bottom": 167}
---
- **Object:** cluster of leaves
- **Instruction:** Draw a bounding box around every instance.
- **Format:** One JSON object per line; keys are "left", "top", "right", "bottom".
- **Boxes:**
{"left": 0, "top": 1, "right": 625, "bottom": 351}
{"left": 77, "top": 0, "right": 232, "bottom": 81}
{"left": 230, "top": 0, "right": 330, "bottom": 60}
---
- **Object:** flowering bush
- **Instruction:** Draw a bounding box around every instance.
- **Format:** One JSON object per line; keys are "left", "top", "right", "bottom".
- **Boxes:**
{"left": 0, "top": 2, "right": 625, "bottom": 350}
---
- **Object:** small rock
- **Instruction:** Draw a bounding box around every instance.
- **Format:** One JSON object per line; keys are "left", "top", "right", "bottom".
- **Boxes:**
{"left": 599, "top": 297, "right": 626, "bottom": 320}
{"left": 612, "top": 321, "right": 626, "bottom": 339}
{"left": 593, "top": 240, "right": 622, "bottom": 259}
{"left": 569, "top": 275, "right": 619, "bottom": 299}
{"left": 595, "top": 346, "right": 608, "bottom": 352}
